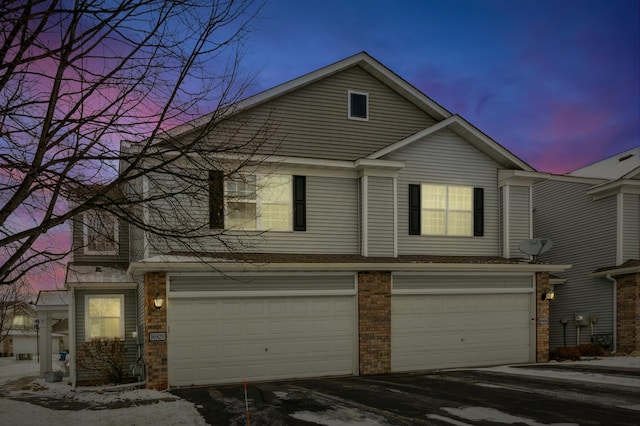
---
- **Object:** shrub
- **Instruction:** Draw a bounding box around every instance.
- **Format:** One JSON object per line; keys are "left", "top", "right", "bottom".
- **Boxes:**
{"left": 77, "top": 337, "right": 127, "bottom": 384}
{"left": 549, "top": 346, "right": 581, "bottom": 361}
{"left": 576, "top": 343, "right": 607, "bottom": 357}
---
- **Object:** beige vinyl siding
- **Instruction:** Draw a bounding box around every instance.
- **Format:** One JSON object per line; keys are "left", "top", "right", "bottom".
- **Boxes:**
{"left": 366, "top": 176, "right": 395, "bottom": 257}
{"left": 386, "top": 128, "right": 501, "bottom": 256}
{"left": 508, "top": 186, "right": 532, "bottom": 258}
{"left": 622, "top": 193, "right": 639, "bottom": 261}
{"left": 74, "top": 289, "right": 138, "bottom": 384}
{"left": 71, "top": 214, "right": 130, "bottom": 265}
{"left": 147, "top": 175, "right": 360, "bottom": 256}
{"left": 533, "top": 180, "right": 617, "bottom": 348}
{"left": 200, "top": 65, "right": 437, "bottom": 161}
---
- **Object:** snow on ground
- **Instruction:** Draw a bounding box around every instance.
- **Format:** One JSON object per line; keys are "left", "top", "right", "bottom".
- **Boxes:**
{"left": 477, "top": 355, "right": 640, "bottom": 389}
{"left": 0, "top": 358, "right": 206, "bottom": 425}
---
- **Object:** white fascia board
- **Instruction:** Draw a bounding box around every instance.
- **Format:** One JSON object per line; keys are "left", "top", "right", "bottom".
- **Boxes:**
{"left": 128, "top": 259, "right": 571, "bottom": 274}
{"left": 592, "top": 265, "right": 640, "bottom": 278}
{"left": 499, "top": 170, "right": 550, "bottom": 187}
{"left": 367, "top": 116, "right": 457, "bottom": 159}
{"left": 587, "top": 179, "right": 640, "bottom": 199}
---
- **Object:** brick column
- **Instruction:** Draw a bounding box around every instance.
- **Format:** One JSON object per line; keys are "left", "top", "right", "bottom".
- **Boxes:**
{"left": 144, "top": 272, "right": 168, "bottom": 390}
{"left": 535, "top": 272, "right": 550, "bottom": 362}
{"left": 616, "top": 272, "right": 640, "bottom": 353}
{"left": 358, "top": 271, "right": 391, "bottom": 375}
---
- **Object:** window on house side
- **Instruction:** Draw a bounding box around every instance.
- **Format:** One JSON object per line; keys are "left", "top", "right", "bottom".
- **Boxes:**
{"left": 83, "top": 211, "right": 118, "bottom": 255}
{"left": 226, "top": 174, "right": 292, "bottom": 231}
{"left": 421, "top": 184, "right": 473, "bottom": 236}
{"left": 348, "top": 91, "right": 368, "bottom": 120}
{"left": 85, "top": 295, "right": 124, "bottom": 340}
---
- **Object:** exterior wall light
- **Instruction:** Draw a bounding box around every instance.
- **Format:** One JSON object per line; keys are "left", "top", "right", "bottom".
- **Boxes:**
{"left": 153, "top": 293, "right": 164, "bottom": 309}
{"left": 541, "top": 289, "right": 555, "bottom": 301}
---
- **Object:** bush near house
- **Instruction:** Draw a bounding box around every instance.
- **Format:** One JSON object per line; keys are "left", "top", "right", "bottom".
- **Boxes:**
{"left": 549, "top": 344, "right": 608, "bottom": 361}
{"left": 77, "top": 338, "right": 128, "bottom": 384}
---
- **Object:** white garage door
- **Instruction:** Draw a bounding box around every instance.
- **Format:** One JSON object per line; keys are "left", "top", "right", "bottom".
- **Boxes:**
{"left": 167, "top": 274, "right": 356, "bottom": 386}
{"left": 392, "top": 274, "right": 534, "bottom": 372}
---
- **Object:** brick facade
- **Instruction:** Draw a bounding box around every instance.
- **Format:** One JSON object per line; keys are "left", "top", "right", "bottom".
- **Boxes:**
{"left": 616, "top": 272, "right": 640, "bottom": 354}
{"left": 358, "top": 271, "right": 391, "bottom": 375}
{"left": 144, "top": 272, "right": 168, "bottom": 390}
{"left": 535, "top": 272, "right": 551, "bottom": 362}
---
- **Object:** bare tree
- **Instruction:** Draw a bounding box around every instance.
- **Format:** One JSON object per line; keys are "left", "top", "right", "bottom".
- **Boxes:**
{"left": 0, "top": 0, "right": 277, "bottom": 286}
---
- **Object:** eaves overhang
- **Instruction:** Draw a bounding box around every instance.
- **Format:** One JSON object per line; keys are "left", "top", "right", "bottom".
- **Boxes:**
{"left": 587, "top": 179, "right": 640, "bottom": 200}
{"left": 128, "top": 256, "right": 571, "bottom": 275}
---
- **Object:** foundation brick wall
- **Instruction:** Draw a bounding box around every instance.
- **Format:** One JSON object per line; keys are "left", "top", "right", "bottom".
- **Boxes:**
{"left": 358, "top": 271, "right": 391, "bottom": 375}
{"left": 616, "top": 272, "right": 640, "bottom": 354}
{"left": 144, "top": 272, "right": 168, "bottom": 390}
{"left": 535, "top": 272, "right": 551, "bottom": 362}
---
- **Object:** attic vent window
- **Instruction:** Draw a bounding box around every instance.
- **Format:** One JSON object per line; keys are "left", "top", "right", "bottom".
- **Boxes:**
{"left": 619, "top": 154, "right": 633, "bottom": 162}
{"left": 348, "top": 90, "right": 368, "bottom": 120}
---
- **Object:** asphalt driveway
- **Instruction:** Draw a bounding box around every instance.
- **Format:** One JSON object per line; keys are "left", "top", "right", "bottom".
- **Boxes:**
{"left": 171, "top": 365, "right": 640, "bottom": 425}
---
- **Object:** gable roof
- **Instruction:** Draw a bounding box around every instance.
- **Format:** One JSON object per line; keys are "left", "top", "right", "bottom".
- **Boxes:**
{"left": 166, "top": 52, "right": 452, "bottom": 140}
{"left": 367, "top": 114, "right": 534, "bottom": 171}
{"left": 569, "top": 146, "right": 640, "bottom": 180}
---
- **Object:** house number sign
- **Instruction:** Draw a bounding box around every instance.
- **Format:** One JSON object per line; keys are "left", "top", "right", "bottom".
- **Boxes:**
{"left": 149, "top": 332, "right": 167, "bottom": 341}
{"left": 538, "top": 318, "right": 548, "bottom": 325}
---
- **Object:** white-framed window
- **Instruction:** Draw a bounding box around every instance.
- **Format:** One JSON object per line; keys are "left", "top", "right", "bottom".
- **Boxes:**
{"left": 348, "top": 90, "right": 369, "bottom": 120}
{"left": 421, "top": 184, "right": 473, "bottom": 236}
{"left": 83, "top": 210, "right": 118, "bottom": 255}
{"left": 12, "top": 315, "right": 31, "bottom": 329}
{"left": 225, "top": 174, "right": 292, "bottom": 231}
{"left": 84, "top": 295, "right": 125, "bottom": 340}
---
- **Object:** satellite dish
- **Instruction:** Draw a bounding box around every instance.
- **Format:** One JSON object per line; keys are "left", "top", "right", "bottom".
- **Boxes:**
{"left": 518, "top": 238, "right": 553, "bottom": 263}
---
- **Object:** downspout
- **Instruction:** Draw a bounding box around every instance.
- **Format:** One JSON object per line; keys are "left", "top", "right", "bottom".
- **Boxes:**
{"left": 605, "top": 274, "right": 617, "bottom": 354}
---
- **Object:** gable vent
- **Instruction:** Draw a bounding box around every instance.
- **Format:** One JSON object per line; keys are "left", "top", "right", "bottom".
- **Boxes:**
{"left": 348, "top": 91, "right": 368, "bottom": 120}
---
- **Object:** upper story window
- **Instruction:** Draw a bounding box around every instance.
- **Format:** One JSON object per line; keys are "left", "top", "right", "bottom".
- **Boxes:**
{"left": 85, "top": 295, "right": 124, "bottom": 340}
{"left": 83, "top": 210, "right": 118, "bottom": 255}
{"left": 348, "top": 90, "right": 368, "bottom": 120}
{"left": 226, "top": 174, "right": 292, "bottom": 231}
{"left": 409, "top": 184, "right": 484, "bottom": 237}
{"left": 209, "top": 172, "right": 306, "bottom": 232}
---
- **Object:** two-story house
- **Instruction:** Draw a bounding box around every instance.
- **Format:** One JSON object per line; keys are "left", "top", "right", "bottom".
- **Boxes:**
{"left": 66, "top": 52, "right": 570, "bottom": 389}
{"left": 533, "top": 147, "right": 640, "bottom": 353}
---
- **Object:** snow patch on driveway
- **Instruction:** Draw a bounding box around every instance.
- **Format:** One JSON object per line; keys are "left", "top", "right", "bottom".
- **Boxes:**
{"left": 291, "top": 406, "right": 390, "bottom": 425}
{"left": 439, "top": 406, "right": 579, "bottom": 426}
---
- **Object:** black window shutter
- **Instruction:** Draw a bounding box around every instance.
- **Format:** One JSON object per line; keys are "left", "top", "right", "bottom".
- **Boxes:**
{"left": 473, "top": 187, "right": 484, "bottom": 236}
{"left": 209, "top": 170, "right": 224, "bottom": 229}
{"left": 293, "top": 175, "right": 306, "bottom": 231}
{"left": 409, "top": 184, "right": 421, "bottom": 235}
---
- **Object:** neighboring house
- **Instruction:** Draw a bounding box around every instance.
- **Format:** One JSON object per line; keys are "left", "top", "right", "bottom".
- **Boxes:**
{"left": 1, "top": 292, "right": 67, "bottom": 363}
{"left": 1, "top": 295, "right": 39, "bottom": 359}
{"left": 533, "top": 147, "right": 640, "bottom": 353}
{"left": 65, "top": 52, "right": 570, "bottom": 389}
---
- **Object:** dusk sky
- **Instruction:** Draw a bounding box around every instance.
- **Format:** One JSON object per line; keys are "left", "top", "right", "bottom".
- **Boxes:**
{"left": 239, "top": 0, "right": 639, "bottom": 173}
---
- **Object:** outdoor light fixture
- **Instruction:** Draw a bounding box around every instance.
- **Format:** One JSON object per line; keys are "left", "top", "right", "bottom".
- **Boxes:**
{"left": 153, "top": 293, "right": 164, "bottom": 309}
{"left": 541, "top": 288, "right": 555, "bottom": 301}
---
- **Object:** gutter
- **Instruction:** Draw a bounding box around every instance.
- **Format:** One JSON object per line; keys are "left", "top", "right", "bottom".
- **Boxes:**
{"left": 128, "top": 259, "right": 572, "bottom": 275}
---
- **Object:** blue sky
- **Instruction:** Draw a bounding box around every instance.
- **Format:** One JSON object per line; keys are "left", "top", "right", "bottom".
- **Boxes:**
{"left": 238, "top": 0, "right": 639, "bottom": 173}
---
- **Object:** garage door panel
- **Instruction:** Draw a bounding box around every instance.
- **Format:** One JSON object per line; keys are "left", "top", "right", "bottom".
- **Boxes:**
{"left": 168, "top": 295, "right": 355, "bottom": 386}
{"left": 392, "top": 293, "right": 532, "bottom": 372}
